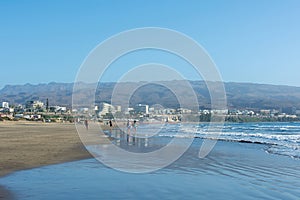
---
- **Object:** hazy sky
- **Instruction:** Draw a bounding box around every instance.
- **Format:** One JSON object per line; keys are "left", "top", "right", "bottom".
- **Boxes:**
{"left": 0, "top": 0, "right": 300, "bottom": 89}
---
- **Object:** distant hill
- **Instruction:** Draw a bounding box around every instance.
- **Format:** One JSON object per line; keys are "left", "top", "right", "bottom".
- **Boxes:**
{"left": 0, "top": 82, "right": 74, "bottom": 107}
{"left": 1, "top": 81, "right": 300, "bottom": 111}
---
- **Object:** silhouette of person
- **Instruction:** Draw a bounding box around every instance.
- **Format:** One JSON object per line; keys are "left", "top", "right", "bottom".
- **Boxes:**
{"left": 84, "top": 119, "right": 88, "bottom": 130}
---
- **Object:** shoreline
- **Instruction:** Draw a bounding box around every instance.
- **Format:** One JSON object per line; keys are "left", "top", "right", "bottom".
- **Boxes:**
{"left": 1, "top": 132, "right": 299, "bottom": 199}
{"left": 0, "top": 121, "right": 112, "bottom": 200}
{"left": 1, "top": 121, "right": 298, "bottom": 199}
{"left": 0, "top": 121, "right": 93, "bottom": 178}
{"left": 0, "top": 120, "right": 297, "bottom": 178}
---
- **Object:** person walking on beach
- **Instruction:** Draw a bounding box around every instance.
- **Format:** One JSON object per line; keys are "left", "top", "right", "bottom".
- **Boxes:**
{"left": 132, "top": 120, "right": 137, "bottom": 134}
{"left": 84, "top": 119, "right": 88, "bottom": 130}
{"left": 109, "top": 120, "right": 113, "bottom": 131}
{"left": 126, "top": 120, "right": 131, "bottom": 135}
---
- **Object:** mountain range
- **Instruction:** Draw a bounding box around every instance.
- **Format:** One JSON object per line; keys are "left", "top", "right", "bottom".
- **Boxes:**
{"left": 1, "top": 81, "right": 300, "bottom": 111}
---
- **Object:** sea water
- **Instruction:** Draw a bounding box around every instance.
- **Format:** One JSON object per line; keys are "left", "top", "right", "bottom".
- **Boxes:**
{"left": 1, "top": 122, "right": 300, "bottom": 199}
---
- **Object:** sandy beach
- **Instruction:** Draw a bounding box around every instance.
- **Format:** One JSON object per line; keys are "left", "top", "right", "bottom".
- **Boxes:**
{"left": 0, "top": 121, "right": 94, "bottom": 177}
{"left": 0, "top": 121, "right": 112, "bottom": 199}
{"left": 0, "top": 122, "right": 299, "bottom": 199}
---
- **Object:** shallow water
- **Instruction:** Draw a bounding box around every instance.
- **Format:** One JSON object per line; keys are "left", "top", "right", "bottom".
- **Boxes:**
{"left": 163, "top": 122, "right": 300, "bottom": 159}
{"left": 1, "top": 122, "right": 300, "bottom": 199}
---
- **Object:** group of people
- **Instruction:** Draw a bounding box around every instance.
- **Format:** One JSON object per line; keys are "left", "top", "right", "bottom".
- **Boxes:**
{"left": 126, "top": 119, "right": 137, "bottom": 135}
{"left": 82, "top": 119, "right": 137, "bottom": 134}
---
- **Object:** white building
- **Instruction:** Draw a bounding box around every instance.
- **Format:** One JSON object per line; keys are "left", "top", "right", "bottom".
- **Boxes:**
{"left": 26, "top": 101, "right": 44, "bottom": 110}
{"left": 82, "top": 108, "right": 89, "bottom": 113}
{"left": 116, "top": 105, "right": 122, "bottom": 112}
{"left": 134, "top": 104, "right": 149, "bottom": 114}
{"left": 99, "top": 103, "right": 115, "bottom": 116}
{"left": 178, "top": 108, "right": 192, "bottom": 114}
{"left": 212, "top": 109, "right": 228, "bottom": 115}
{"left": 125, "top": 107, "right": 134, "bottom": 115}
{"left": 33, "top": 101, "right": 44, "bottom": 109}
{"left": 2, "top": 102, "right": 9, "bottom": 109}
{"left": 50, "top": 106, "right": 67, "bottom": 112}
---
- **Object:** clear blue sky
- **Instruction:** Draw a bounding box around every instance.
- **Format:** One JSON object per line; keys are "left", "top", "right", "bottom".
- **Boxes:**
{"left": 1, "top": 0, "right": 300, "bottom": 89}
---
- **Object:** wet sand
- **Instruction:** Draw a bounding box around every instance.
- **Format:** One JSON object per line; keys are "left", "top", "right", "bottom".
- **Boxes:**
{"left": 2, "top": 138, "right": 299, "bottom": 199}
{"left": 0, "top": 121, "right": 91, "bottom": 177}
{"left": 0, "top": 121, "right": 110, "bottom": 199}
{"left": 0, "top": 185, "right": 14, "bottom": 200}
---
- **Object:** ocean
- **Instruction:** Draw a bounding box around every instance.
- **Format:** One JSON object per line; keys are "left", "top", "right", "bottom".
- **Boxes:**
{"left": 1, "top": 122, "right": 300, "bottom": 199}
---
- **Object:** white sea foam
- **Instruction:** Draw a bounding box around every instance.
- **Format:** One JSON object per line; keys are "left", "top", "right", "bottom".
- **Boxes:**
{"left": 156, "top": 123, "right": 300, "bottom": 158}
